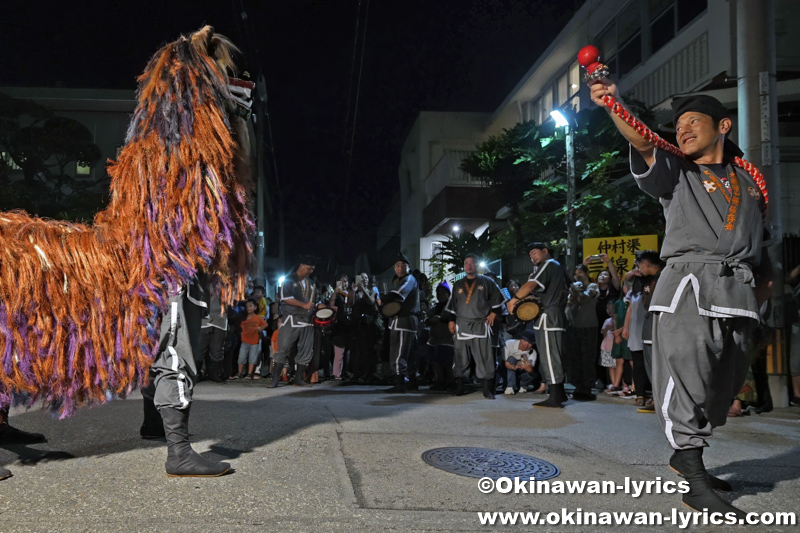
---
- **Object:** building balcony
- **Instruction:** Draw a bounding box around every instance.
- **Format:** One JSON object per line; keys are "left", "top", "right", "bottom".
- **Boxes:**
{"left": 424, "top": 150, "right": 485, "bottom": 197}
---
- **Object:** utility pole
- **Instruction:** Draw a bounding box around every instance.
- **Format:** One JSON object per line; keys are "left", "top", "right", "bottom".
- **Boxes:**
{"left": 737, "top": 0, "right": 787, "bottom": 406}
{"left": 565, "top": 123, "right": 577, "bottom": 274}
{"left": 254, "top": 74, "right": 268, "bottom": 288}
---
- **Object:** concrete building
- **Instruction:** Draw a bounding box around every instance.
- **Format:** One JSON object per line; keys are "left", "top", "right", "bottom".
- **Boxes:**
{"left": 395, "top": 111, "right": 501, "bottom": 279}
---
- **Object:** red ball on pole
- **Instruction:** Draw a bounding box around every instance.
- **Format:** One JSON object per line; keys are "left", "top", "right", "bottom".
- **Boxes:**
{"left": 577, "top": 45, "right": 601, "bottom": 70}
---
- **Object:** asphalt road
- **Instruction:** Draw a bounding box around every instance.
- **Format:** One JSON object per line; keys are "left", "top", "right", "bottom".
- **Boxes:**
{"left": 1, "top": 381, "right": 799, "bottom": 532}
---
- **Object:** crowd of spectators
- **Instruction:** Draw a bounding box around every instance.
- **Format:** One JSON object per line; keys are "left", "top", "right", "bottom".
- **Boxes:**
{"left": 196, "top": 252, "right": 783, "bottom": 416}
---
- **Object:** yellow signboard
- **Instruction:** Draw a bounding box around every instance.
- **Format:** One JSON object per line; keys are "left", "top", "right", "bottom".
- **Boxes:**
{"left": 582, "top": 234, "right": 659, "bottom": 278}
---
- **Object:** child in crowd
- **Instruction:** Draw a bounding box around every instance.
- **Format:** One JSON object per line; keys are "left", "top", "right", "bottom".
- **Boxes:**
{"left": 606, "top": 281, "right": 632, "bottom": 396}
{"left": 599, "top": 301, "right": 618, "bottom": 386}
{"left": 231, "top": 299, "right": 267, "bottom": 380}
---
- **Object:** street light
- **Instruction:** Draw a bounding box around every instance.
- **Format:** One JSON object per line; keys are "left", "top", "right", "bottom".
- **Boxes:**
{"left": 551, "top": 107, "right": 577, "bottom": 273}
{"left": 550, "top": 109, "right": 569, "bottom": 128}
{"left": 452, "top": 224, "right": 460, "bottom": 232}
{"left": 479, "top": 261, "right": 487, "bottom": 268}
{"left": 278, "top": 275, "right": 285, "bottom": 285}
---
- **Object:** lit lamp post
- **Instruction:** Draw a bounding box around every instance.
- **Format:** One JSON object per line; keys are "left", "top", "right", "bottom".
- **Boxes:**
{"left": 550, "top": 108, "right": 577, "bottom": 273}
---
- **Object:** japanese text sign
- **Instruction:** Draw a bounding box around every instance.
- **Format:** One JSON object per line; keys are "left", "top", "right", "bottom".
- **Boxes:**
{"left": 582, "top": 234, "right": 659, "bottom": 278}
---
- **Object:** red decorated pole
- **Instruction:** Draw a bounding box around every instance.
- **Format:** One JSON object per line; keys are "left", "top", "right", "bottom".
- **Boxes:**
{"left": 576, "top": 45, "right": 768, "bottom": 216}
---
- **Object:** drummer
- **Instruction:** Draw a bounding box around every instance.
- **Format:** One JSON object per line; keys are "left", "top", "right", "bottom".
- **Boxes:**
{"left": 508, "top": 243, "right": 569, "bottom": 408}
{"left": 267, "top": 256, "right": 318, "bottom": 388}
{"left": 382, "top": 253, "right": 420, "bottom": 393}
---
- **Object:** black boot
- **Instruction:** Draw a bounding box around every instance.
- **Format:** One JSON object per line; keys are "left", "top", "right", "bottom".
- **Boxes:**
{"left": 454, "top": 377, "right": 466, "bottom": 396}
{"left": 0, "top": 422, "right": 47, "bottom": 444}
{"left": 385, "top": 375, "right": 406, "bottom": 393}
{"left": 206, "top": 362, "right": 225, "bottom": 384}
{"left": 266, "top": 362, "right": 283, "bottom": 388}
{"left": 293, "top": 364, "right": 312, "bottom": 387}
{"left": 0, "top": 466, "right": 11, "bottom": 480}
{"left": 482, "top": 379, "right": 496, "bottom": 400}
{"left": 670, "top": 449, "right": 733, "bottom": 492}
{"left": 161, "top": 406, "right": 230, "bottom": 477}
{"left": 670, "top": 448, "right": 743, "bottom": 517}
{"left": 140, "top": 396, "right": 165, "bottom": 439}
{"left": 533, "top": 383, "right": 567, "bottom": 408}
{"left": 407, "top": 374, "right": 419, "bottom": 391}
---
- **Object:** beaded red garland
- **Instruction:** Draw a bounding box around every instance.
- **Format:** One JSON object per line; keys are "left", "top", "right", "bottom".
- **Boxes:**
{"left": 577, "top": 45, "right": 768, "bottom": 218}
{"left": 601, "top": 94, "right": 769, "bottom": 217}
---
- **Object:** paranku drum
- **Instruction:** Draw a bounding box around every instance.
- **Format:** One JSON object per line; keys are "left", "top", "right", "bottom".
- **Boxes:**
{"left": 314, "top": 307, "right": 336, "bottom": 328}
{"left": 512, "top": 295, "right": 541, "bottom": 322}
{"left": 380, "top": 301, "right": 402, "bottom": 318}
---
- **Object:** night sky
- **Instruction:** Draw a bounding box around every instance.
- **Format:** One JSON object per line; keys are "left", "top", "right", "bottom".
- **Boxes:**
{"left": 1, "top": 0, "right": 581, "bottom": 272}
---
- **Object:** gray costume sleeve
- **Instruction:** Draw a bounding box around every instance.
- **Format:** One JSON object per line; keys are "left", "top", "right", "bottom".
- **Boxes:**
{"left": 486, "top": 279, "right": 506, "bottom": 310}
{"left": 392, "top": 274, "right": 417, "bottom": 301}
{"left": 630, "top": 146, "right": 682, "bottom": 199}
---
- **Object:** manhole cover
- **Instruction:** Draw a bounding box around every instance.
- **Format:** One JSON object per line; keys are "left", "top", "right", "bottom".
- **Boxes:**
{"left": 421, "top": 447, "right": 560, "bottom": 480}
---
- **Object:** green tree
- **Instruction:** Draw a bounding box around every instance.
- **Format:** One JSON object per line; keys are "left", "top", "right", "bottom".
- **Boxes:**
{"left": 0, "top": 92, "right": 104, "bottom": 220}
{"left": 426, "top": 230, "right": 494, "bottom": 285}
{"left": 462, "top": 98, "right": 664, "bottom": 262}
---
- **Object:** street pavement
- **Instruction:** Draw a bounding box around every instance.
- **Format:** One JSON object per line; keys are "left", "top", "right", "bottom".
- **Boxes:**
{"left": 1, "top": 380, "right": 798, "bottom": 532}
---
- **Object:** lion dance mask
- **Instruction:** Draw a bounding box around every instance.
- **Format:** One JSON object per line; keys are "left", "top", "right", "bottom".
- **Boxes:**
{"left": 0, "top": 26, "right": 255, "bottom": 418}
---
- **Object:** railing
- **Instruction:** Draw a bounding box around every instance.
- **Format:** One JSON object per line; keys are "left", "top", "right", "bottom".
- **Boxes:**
{"left": 630, "top": 32, "right": 709, "bottom": 107}
{"left": 424, "top": 150, "right": 486, "bottom": 197}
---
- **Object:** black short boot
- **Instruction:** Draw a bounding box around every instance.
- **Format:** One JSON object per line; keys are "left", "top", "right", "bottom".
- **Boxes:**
{"left": 385, "top": 375, "right": 406, "bottom": 393}
{"left": 533, "top": 383, "right": 567, "bottom": 408}
{"left": 161, "top": 406, "right": 230, "bottom": 477}
{"left": 266, "top": 362, "right": 283, "bottom": 388}
{"left": 206, "top": 362, "right": 225, "bottom": 384}
{"left": 293, "top": 364, "right": 312, "bottom": 387}
{"left": 670, "top": 448, "right": 744, "bottom": 517}
{"left": 670, "top": 449, "right": 733, "bottom": 492}
{"left": 482, "top": 379, "right": 496, "bottom": 400}
{"left": 407, "top": 374, "right": 419, "bottom": 391}
{"left": 0, "top": 422, "right": 47, "bottom": 444}
{"left": 454, "top": 377, "right": 466, "bottom": 396}
{"left": 140, "top": 396, "right": 166, "bottom": 439}
{"left": 0, "top": 466, "right": 11, "bottom": 480}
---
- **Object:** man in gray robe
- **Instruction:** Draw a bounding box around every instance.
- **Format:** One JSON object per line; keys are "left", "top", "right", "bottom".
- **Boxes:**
{"left": 445, "top": 254, "right": 506, "bottom": 399}
{"left": 268, "top": 257, "right": 317, "bottom": 388}
{"left": 591, "top": 82, "right": 766, "bottom": 517}
{"left": 384, "top": 253, "right": 419, "bottom": 393}
{"left": 509, "top": 243, "right": 569, "bottom": 408}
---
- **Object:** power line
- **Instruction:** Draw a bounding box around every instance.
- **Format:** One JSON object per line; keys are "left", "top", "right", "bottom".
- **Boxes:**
{"left": 343, "top": 0, "right": 370, "bottom": 204}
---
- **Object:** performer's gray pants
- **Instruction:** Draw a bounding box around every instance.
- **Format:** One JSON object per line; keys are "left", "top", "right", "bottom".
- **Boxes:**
{"left": 273, "top": 322, "right": 314, "bottom": 366}
{"left": 453, "top": 335, "right": 495, "bottom": 380}
{"left": 532, "top": 314, "right": 565, "bottom": 385}
{"left": 197, "top": 326, "right": 226, "bottom": 364}
{"left": 390, "top": 329, "right": 415, "bottom": 377}
{"left": 652, "top": 286, "right": 752, "bottom": 450}
{"left": 143, "top": 292, "right": 199, "bottom": 410}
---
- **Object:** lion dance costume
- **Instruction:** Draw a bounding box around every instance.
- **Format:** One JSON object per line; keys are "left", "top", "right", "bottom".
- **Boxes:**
{"left": 0, "top": 26, "right": 254, "bottom": 479}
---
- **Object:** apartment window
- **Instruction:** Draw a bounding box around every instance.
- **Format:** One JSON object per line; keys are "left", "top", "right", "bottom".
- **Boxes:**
{"left": 542, "top": 88, "right": 553, "bottom": 119}
{"left": 649, "top": 0, "right": 707, "bottom": 54}
{"left": 76, "top": 161, "right": 91, "bottom": 175}
{"left": 555, "top": 72, "right": 567, "bottom": 107}
{"left": 616, "top": 5, "right": 642, "bottom": 75}
{"left": 568, "top": 61, "right": 581, "bottom": 111}
{"left": 531, "top": 97, "right": 542, "bottom": 124}
{"left": 677, "top": 0, "right": 706, "bottom": 29}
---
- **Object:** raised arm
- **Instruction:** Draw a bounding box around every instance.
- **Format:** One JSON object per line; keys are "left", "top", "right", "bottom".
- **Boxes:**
{"left": 589, "top": 79, "right": 654, "bottom": 167}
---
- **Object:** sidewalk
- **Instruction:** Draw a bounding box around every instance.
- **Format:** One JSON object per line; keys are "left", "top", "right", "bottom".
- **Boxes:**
{"left": 1, "top": 381, "right": 798, "bottom": 532}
